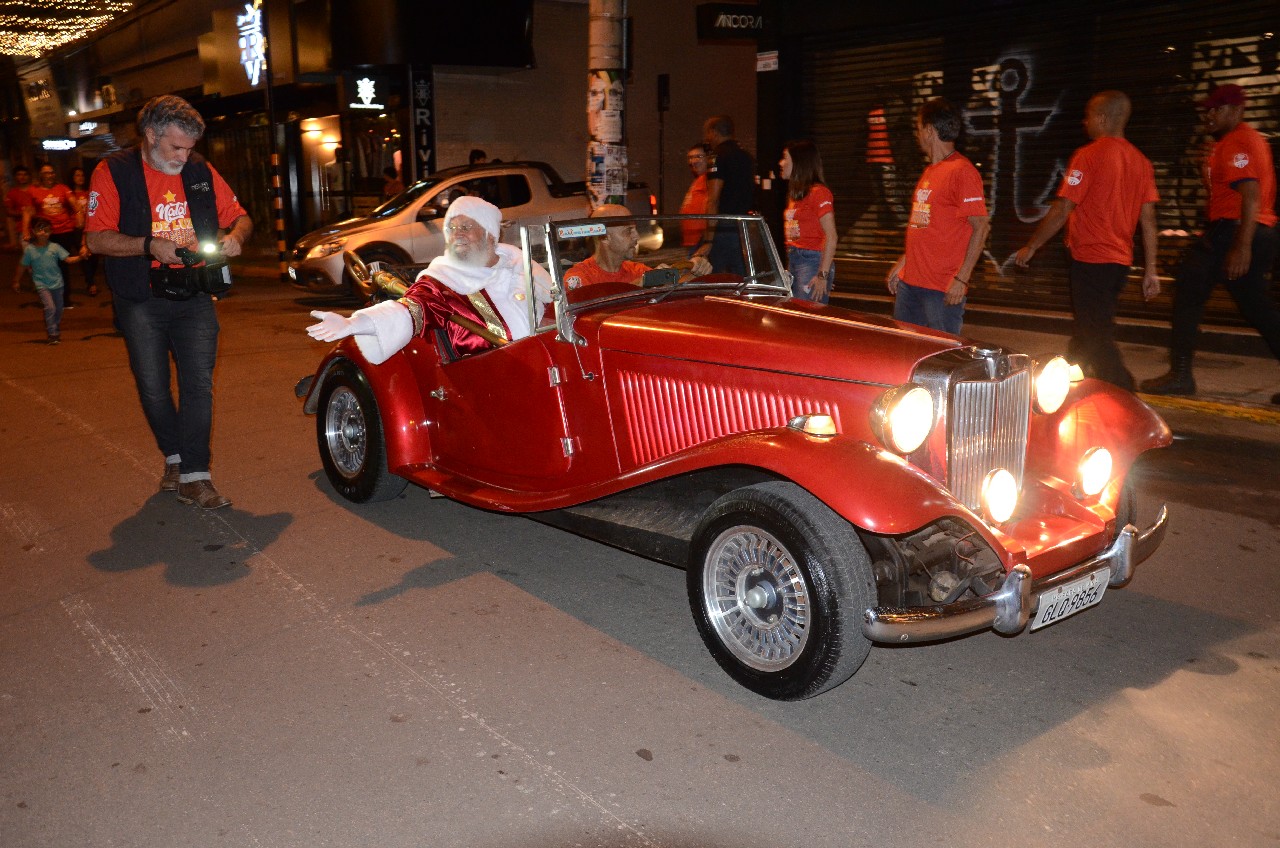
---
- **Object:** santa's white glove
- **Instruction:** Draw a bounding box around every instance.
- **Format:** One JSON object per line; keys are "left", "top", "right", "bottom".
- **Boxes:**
{"left": 689, "top": 255, "right": 713, "bottom": 277}
{"left": 307, "top": 310, "right": 374, "bottom": 342}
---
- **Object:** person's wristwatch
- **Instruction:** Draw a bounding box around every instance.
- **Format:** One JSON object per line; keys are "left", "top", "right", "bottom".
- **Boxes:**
{"left": 142, "top": 234, "right": 153, "bottom": 259}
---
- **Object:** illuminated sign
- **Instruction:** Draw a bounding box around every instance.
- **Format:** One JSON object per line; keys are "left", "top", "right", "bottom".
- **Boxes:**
{"left": 42, "top": 138, "right": 76, "bottom": 151}
{"left": 349, "top": 77, "right": 385, "bottom": 110}
{"left": 696, "top": 4, "right": 766, "bottom": 41}
{"left": 78, "top": 121, "right": 98, "bottom": 134}
{"left": 237, "top": 1, "right": 265, "bottom": 87}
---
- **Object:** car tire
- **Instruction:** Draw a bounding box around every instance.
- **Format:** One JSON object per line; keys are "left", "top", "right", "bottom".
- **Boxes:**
{"left": 687, "top": 481, "right": 875, "bottom": 700}
{"left": 316, "top": 361, "right": 408, "bottom": 503}
{"left": 349, "top": 246, "right": 408, "bottom": 302}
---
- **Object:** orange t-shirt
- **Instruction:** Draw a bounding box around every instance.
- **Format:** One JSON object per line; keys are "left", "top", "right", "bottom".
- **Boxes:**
{"left": 679, "top": 173, "right": 708, "bottom": 247}
{"left": 901, "top": 153, "right": 987, "bottom": 292}
{"left": 783, "top": 184, "right": 834, "bottom": 251}
{"left": 1058, "top": 136, "right": 1158, "bottom": 265}
{"left": 562, "top": 255, "right": 650, "bottom": 290}
{"left": 1207, "top": 122, "right": 1277, "bottom": 227}
{"left": 86, "top": 156, "right": 248, "bottom": 266}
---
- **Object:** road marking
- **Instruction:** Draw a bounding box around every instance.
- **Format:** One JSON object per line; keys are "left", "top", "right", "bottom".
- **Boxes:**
{"left": 0, "top": 501, "right": 50, "bottom": 554}
{"left": 61, "top": 595, "right": 198, "bottom": 743}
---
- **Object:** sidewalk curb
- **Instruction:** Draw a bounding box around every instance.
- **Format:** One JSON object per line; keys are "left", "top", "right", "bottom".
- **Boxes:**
{"left": 1138, "top": 394, "right": 1280, "bottom": 426}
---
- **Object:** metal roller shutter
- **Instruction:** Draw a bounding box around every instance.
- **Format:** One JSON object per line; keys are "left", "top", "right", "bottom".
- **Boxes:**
{"left": 798, "top": 1, "right": 1279, "bottom": 330}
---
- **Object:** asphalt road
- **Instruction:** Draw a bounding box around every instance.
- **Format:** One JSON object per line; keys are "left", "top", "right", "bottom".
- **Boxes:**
{"left": 1, "top": 278, "right": 1277, "bottom": 847}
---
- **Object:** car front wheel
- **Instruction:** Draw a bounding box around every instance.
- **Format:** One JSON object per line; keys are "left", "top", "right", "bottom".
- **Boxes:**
{"left": 317, "top": 361, "right": 408, "bottom": 503}
{"left": 687, "top": 482, "right": 875, "bottom": 700}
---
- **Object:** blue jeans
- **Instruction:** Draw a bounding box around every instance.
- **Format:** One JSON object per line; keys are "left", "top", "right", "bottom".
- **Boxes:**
{"left": 787, "top": 247, "right": 833, "bottom": 304}
{"left": 114, "top": 294, "right": 220, "bottom": 474}
{"left": 36, "top": 286, "right": 64, "bottom": 339}
{"left": 893, "top": 280, "right": 965, "bottom": 335}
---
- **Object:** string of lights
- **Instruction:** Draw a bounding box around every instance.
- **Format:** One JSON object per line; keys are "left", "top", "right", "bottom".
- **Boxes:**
{"left": 0, "top": 0, "right": 134, "bottom": 57}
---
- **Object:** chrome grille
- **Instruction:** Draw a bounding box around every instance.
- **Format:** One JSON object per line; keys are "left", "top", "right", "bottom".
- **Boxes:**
{"left": 947, "top": 368, "right": 1031, "bottom": 510}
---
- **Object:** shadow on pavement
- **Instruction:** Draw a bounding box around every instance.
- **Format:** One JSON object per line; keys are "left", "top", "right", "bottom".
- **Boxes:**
{"left": 87, "top": 494, "right": 293, "bottom": 587}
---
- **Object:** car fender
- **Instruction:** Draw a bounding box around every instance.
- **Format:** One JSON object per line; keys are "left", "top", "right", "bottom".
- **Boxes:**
{"left": 1027, "top": 379, "right": 1172, "bottom": 481}
{"left": 304, "top": 340, "right": 432, "bottom": 470}
{"left": 631, "top": 428, "right": 976, "bottom": 537}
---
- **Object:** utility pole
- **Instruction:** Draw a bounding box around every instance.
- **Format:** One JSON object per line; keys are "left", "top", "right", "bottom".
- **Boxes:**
{"left": 248, "top": 0, "right": 287, "bottom": 283}
{"left": 586, "top": 0, "right": 626, "bottom": 209}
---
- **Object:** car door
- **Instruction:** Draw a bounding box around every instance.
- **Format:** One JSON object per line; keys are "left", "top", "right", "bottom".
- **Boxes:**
{"left": 425, "top": 334, "right": 573, "bottom": 487}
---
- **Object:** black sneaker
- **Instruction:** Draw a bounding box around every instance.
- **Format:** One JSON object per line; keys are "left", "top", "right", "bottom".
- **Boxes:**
{"left": 47, "top": 337, "right": 60, "bottom": 345}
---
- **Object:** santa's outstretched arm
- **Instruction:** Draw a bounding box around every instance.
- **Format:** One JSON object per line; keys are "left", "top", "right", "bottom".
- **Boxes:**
{"left": 306, "top": 300, "right": 412, "bottom": 365}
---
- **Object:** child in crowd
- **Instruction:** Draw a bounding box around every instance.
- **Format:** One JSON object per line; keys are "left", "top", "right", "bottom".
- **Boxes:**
{"left": 13, "top": 216, "right": 80, "bottom": 345}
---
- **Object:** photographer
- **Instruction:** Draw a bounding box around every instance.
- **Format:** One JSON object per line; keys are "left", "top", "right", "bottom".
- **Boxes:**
{"left": 85, "top": 94, "right": 252, "bottom": 510}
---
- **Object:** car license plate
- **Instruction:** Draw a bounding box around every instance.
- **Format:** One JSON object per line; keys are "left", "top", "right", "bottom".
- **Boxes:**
{"left": 1030, "top": 567, "right": 1108, "bottom": 631}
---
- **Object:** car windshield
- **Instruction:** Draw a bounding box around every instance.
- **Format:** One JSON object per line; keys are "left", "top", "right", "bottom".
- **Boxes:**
{"left": 524, "top": 214, "right": 789, "bottom": 310}
{"left": 365, "top": 179, "right": 442, "bottom": 219}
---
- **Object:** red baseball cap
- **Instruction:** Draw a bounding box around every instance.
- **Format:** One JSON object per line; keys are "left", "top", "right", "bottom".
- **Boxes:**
{"left": 1199, "top": 84, "right": 1246, "bottom": 109}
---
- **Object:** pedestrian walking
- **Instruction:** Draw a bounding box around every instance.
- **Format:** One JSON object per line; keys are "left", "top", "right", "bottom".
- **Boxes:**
{"left": 84, "top": 94, "right": 253, "bottom": 509}
{"left": 779, "top": 139, "right": 836, "bottom": 303}
{"left": 68, "top": 166, "right": 99, "bottom": 296}
{"left": 678, "top": 143, "right": 710, "bottom": 250}
{"left": 12, "top": 217, "right": 82, "bottom": 344}
{"left": 24, "top": 165, "right": 81, "bottom": 307}
{"left": 5, "top": 165, "right": 33, "bottom": 249}
{"left": 1015, "top": 90, "right": 1159, "bottom": 391}
{"left": 1140, "top": 84, "right": 1280, "bottom": 402}
{"left": 693, "top": 115, "right": 756, "bottom": 275}
{"left": 886, "top": 98, "right": 990, "bottom": 334}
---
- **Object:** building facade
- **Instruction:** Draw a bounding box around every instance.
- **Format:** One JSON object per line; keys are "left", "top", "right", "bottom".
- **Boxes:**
{"left": 9, "top": 0, "right": 757, "bottom": 247}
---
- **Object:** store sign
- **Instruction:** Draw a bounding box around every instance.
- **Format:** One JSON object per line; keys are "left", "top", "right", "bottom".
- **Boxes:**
{"left": 696, "top": 4, "right": 766, "bottom": 41}
{"left": 410, "top": 68, "right": 435, "bottom": 179}
{"left": 19, "top": 61, "right": 64, "bottom": 139}
{"left": 237, "top": 1, "right": 266, "bottom": 87}
{"left": 42, "top": 138, "right": 77, "bottom": 151}
{"left": 349, "top": 77, "right": 385, "bottom": 110}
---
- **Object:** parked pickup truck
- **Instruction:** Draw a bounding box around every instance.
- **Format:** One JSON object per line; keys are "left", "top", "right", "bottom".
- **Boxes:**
{"left": 288, "top": 160, "right": 653, "bottom": 299}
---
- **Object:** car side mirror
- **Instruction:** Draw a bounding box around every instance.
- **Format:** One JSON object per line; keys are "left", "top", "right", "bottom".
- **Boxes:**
{"left": 418, "top": 205, "right": 441, "bottom": 222}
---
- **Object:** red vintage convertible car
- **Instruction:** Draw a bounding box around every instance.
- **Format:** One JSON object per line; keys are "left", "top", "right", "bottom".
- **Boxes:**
{"left": 297, "top": 213, "right": 1171, "bottom": 700}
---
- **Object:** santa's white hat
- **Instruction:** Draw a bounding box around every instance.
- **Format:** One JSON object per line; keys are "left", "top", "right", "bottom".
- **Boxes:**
{"left": 444, "top": 195, "right": 502, "bottom": 240}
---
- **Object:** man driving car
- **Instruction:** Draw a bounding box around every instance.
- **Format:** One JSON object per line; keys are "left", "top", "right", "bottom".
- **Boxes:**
{"left": 563, "top": 204, "right": 711, "bottom": 290}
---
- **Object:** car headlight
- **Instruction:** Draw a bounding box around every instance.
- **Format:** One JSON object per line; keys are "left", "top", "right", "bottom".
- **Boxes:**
{"left": 1034, "top": 356, "right": 1073, "bottom": 414}
{"left": 305, "top": 238, "right": 347, "bottom": 260}
{"left": 982, "top": 468, "right": 1019, "bottom": 524}
{"left": 1077, "top": 447, "right": 1112, "bottom": 498}
{"left": 870, "top": 384, "right": 934, "bottom": 454}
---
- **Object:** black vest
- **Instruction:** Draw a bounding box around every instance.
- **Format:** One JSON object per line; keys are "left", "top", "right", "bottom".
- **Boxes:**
{"left": 102, "top": 148, "right": 218, "bottom": 302}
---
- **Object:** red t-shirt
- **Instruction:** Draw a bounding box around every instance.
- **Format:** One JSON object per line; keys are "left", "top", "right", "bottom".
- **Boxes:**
{"left": 679, "top": 173, "right": 708, "bottom": 247}
{"left": 783, "top": 184, "right": 834, "bottom": 251}
{"left": 1058, "top": 136, "right": 1158, "bottom": 265}
{"left": 5, "top": 187, "right": 32, "bottom": 220}
{"left": 1207, "top": 122, "right": 1277, "bottom": 227}
{"left": 85, "top": 156, "right": 247, "bottom": 266}
{"left": 563, "top": 256, "right": 650, "bottom": 290}
{"left": 28, "top": 184, "right": 77, "bottom": 234}
{"left": 902, "top": 153, "right": 988, "bottom": 292}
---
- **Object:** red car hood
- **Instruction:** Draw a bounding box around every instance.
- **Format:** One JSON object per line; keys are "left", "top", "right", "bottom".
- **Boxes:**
{"left": 593, "top": 294, "right": 965, "bottom": 387}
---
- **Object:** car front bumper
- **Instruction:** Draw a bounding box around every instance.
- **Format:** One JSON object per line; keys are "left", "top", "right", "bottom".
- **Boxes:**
{"left": 862, "top": 504, "right": 1169, "bottom": 644}
{"left": 287, "top": 255, "right": 343, "bottom": 292}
